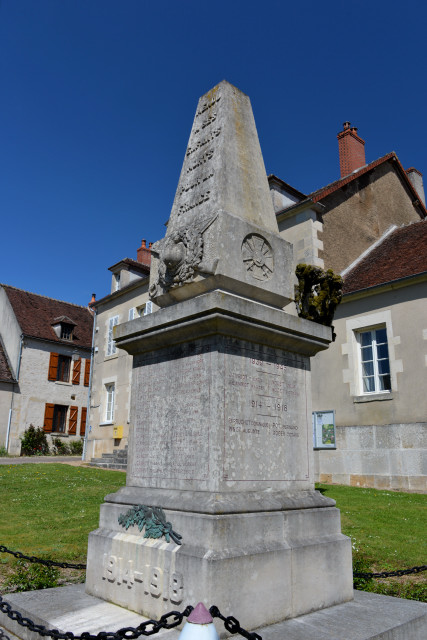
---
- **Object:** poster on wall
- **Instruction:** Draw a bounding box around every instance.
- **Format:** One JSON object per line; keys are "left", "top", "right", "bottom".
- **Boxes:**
{"left": 312, "top": 410, "right": 336, "bottom": 449}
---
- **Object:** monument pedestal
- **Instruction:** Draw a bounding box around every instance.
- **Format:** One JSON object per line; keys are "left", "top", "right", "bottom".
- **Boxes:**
{"left": 85, "top": 291, "right": 353, "bottom": 629}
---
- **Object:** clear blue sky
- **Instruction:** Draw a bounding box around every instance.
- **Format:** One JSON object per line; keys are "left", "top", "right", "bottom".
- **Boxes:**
{"left": 1, "top": 0, "right": 426, "bottom": 306}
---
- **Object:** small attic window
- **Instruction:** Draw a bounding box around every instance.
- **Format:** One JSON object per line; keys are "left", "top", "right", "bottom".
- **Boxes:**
{"left": 61, "top": 323, "right": 74, "bottom": 340}
{"left": 51, "top": 316, "right": 77, "bottom": 341}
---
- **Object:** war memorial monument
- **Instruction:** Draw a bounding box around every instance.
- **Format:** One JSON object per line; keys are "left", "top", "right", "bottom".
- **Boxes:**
{"left": 85, "top": 81, "right": 353, "bottom": 628}
{"left": 1, "top": 81, "right": 426, "bottom": 640}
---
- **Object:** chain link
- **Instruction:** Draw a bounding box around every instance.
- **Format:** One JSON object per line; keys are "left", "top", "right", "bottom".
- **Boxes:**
{"left": 353, "top": 565, "right": 426, "bottom": 579}
{"left": 0, "top": 546, "right": 86, "bottom": 570}
{"left": 0, "top": 627, "right": 12, "bottom": 640}
{"left": 209, "top": 606, "right": 262, "bottom": 640}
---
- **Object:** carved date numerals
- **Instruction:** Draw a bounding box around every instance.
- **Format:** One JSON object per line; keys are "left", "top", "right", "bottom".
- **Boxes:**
{"left": 102, "top": 554, "right": 184, "bottom": 603}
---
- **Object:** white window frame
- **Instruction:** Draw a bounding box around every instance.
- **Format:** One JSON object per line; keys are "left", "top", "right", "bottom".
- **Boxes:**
{"left": 144, "top": 301, "right": 153, "bottom": 315}
{"left": 107, "top": 316, "right": 119, "bottom": 356}
{"left": 128, "top": 307, "right": 135, "bottom": 321}
{"left": 356, "top": 326, "right": 391, "bottom": 394}
{"left": 105, "top": 383, "right": 115, "bottom": 422}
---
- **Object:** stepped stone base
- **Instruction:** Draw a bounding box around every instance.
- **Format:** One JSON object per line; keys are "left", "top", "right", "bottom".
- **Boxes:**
{"left": 1, "top": 585, "right": 426, "bottom": 640}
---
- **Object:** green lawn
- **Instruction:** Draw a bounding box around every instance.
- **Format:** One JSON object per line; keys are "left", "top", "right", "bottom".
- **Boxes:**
{"left": 0, "top": 464, "right": 425, "bottom": 601}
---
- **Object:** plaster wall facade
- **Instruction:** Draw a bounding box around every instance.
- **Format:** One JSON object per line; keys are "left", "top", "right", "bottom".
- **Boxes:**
{"left": 7, "top": 338, "right": 91, "bottom": 455}
{"left": 311, "top": 279, "right": 427, "bottom": 491}
{"left": 0, "top": 287, "right": 21, "bottom": 376}
{"left": 85, "top": 281, "right": 153, "bottom": 460}
{"left": 319, "top": 163, "right": 422, "bottom": 273}
{"left": 0, "top": 383, "right": 13, "bottom": 448}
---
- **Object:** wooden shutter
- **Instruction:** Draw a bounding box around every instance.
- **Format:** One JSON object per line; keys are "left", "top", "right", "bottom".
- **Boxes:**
{"left": 72, "top": 358, "right": 81, "bottom": 385}
{"left": 43, "top": 403, "right": 55, "bottom": 432}
{"left": 84, "top": 359, "right": 91, "bottom": 387}
{"left": 80, "top": 407, "right": 87, "bottom": 436}
{"left": 68, "top": 406, "right": 78, "bottom": 435}
{"left": 48, "top": 353, "right": 59, "bottom": 381}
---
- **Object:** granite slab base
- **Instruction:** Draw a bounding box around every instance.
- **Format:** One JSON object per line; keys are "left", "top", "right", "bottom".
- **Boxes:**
{"left": 1, "top": 585, "right": 426, "bottom": 640}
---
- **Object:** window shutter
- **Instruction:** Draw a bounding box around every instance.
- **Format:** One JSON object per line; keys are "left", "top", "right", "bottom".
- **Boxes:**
{"left": 69, "top": 406, "right": 78, "bottom": 435}
{"left": 80, "top": 407, "right": 87, "bottom": 436}
{"left": 43, "top": 403, "right": 55, "bottom": 432}
{"left": 84, "top": 359, "right": 91, "bottom": 386}
{"left": 48, "top": 353, "right": 59, "bottom": 381}
{"left": 72, "top": 358, "right": 81, "bottom": 385}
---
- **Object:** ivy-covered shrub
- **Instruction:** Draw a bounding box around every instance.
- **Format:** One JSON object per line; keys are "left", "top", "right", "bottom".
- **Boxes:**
{"left": 20, "top": 425, "right": 50, "bottom": 456}
{"left": 295, "top": 264, "right": 343, "bottom": 327}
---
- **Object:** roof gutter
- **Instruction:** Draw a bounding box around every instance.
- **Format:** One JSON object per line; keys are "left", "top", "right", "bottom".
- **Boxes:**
{"left": 276, "top": 199, "right": 325, "bottom": 223}
{"left": 342, "top": 271, "right": 427, "bottom": 303}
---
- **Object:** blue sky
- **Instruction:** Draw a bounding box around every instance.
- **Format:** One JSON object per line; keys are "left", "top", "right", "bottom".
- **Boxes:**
{"left": 1, "top": 0, "right": 426, "bottom": 306}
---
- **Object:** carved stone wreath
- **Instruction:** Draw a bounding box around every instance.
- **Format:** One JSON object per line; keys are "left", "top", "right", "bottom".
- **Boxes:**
{"left": 241, "top": 233, "right": 274, "bottom": 281}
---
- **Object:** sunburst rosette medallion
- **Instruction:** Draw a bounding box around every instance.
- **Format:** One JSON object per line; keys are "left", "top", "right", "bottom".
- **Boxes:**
{"left": 241, "top": 233, "right": 274, "bottom": 281}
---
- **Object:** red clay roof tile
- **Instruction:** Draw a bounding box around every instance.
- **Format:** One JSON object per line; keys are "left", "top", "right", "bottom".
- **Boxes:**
{"left": 1, "top": 285, "right": 93, "bottom": 349}
{"left": 343, "top": 220, "right": 427, "bottom": 294}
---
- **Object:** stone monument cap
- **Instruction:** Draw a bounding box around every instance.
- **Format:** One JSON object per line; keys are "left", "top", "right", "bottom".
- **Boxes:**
{"left": 149, "top": 80, "right": 293, "bottom": 308}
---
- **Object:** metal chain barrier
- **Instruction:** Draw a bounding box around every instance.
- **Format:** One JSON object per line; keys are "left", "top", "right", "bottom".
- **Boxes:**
{"left": 0, "top": 598, "right": 260, "bottom": 640}
{"left": 0, "top": 627, "right": 12, "bottom": 640}
{"left": 353, "top": 565, "right": 426, "bottom": 579}
{"left": 0, "top": 546, "right": 86, "bottom": 570}
{"left": 209, "top": 606, "right": 262, "bottom": 640}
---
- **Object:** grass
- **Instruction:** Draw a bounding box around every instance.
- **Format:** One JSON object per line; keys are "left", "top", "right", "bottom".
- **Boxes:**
{"left": 317, "top": 483, "right": 427, "bottom": 601}
{"left": 0, "top": 463, "right": 126, "bottom": 590}
{"left": 0, "top": 465, "right": 425, "bottom": 601}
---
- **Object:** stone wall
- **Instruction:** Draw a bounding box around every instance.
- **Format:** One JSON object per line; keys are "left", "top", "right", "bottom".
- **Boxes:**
{"left": 314, "top": 422, "right": 426, "bottom": 492}
{"left": 319, "top": 162, "right": 422, "bottom": 274}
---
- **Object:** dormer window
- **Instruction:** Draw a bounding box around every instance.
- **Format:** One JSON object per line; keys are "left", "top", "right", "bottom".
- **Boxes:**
{"left": 61, "top": 323, "right": 74, "bottom": 340}
{"left": 51, "top": 316, "right": 77, "bottom": 341}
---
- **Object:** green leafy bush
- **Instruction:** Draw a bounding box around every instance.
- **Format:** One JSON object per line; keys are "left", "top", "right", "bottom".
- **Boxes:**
{"left": 20, "top": 425, "right": 50, "bottom": 456}
{"left": 51, "top": 437, "right": 71, "bottom": 455}
{"left": 5, "top": 560, "right": 59, "bottom": 592}
{"left": 0, "top": 445, "right": 9, "bottom": 457}
{"left": 69, "top": 439, "right": 84, "bottom": 455}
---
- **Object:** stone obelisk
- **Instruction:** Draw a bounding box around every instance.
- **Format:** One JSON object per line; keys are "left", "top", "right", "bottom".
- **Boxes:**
{"left": 85, "top": 81, "right": 353, "bottom": 629}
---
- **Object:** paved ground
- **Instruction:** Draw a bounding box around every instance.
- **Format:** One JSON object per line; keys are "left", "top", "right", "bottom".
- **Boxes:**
{"left": 0, "top": 456, "right": 88, "bottom": 466}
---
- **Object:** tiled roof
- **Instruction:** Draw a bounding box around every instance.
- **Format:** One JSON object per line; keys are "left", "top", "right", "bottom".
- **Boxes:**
{"left": 0, "top": 338, "right": 15, "bottom": 383}
{"left": 108, "top": 258, "right": 150, "bottom": 274}
{"left": 343, "top": 221, "right": 427, "bottom": 294}
{"left": 275, "top": 153, "right": 427, "bottom": 217}
{"left": 1, "top": 285, "right": 93, "bottom": 349}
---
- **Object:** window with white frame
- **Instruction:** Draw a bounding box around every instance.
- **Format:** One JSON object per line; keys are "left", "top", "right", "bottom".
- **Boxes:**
{"left": 107, "top": 316, "right": 119, "bottom": 356}
{"left": 114, "top": 273, "right": 121, "bottom": 291}
{"left": 128, "top": 307, "right": 135, "bottom": 321}
{"left": 105, "top": 383, "right": 115, "bottom": 422}
{"left": 357, "top": 327, "right": 391, "bottom": 393}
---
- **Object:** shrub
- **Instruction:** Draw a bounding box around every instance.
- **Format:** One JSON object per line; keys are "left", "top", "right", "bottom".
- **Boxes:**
{"left": 0, "top": 445, "right": 9, "bottom": 457}
{"left": 20, "top": 425, "right": 50, "bottom": 456}
{"left": 69, "top": 439, "right": 84, "bottom": 455}
{"left": 51, "top": 437, "right": 71, "bottom": 456}
{"left": 5, "top": 560, "right": 59, "bottom": 592}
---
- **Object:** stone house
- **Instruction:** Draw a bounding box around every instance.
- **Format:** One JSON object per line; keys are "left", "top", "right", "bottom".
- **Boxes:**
{"left": 0, "top": 285, "right": 94, "bottom": 454}
{"left": 84, "top": 240, "right": 152, "bottom": 461}
{"left": 269, "top": 122, "right": 426, "bottom": 491}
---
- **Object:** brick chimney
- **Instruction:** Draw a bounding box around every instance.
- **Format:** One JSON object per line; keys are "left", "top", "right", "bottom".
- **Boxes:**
{"left": 137, "top": 239, "right": 152, "bottom": 267}
{"left": 405, "top": 168, "right": 425, "bottom": 206}
{"left": 88, "top": 293, "right": 96, "bottom": 313}
{"left": 337, "top": 122, "right": 366, "bottom": 178}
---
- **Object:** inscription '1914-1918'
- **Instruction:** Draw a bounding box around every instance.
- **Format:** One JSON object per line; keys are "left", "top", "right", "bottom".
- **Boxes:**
{"left": 102, "top": 554, "right": 183, "bottom": 604}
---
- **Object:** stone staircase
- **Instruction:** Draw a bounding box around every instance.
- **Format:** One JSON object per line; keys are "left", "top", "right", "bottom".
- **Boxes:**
{"left": 90, "top": 446, "right": 128, "bottom": 470}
